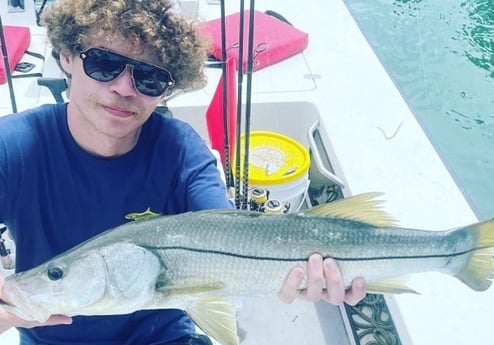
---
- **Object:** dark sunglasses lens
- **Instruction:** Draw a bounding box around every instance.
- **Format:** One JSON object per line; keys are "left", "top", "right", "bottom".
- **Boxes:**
{"left": 81, "top": 48, "right": 173, "bottom": 97}
{"left": 132, "top": 65, "right": 172, "bottom": 97}
{"left": 83, "top": 50, "right": 126, "bottom": 81}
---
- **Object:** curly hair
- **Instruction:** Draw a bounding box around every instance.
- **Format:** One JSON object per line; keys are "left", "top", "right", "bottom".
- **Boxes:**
{"left": 41, "top": 0, "right": 207, "bottom": 90}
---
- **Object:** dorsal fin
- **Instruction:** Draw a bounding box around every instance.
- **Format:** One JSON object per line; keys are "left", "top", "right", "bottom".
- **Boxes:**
{"left": 300, "top": 192, "right": 398, "bottom": 227}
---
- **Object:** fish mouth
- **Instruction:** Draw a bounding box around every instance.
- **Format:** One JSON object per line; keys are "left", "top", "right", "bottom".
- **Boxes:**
{"left": 0, "top": 296, "right": 14, "bottom": 307}
{"left": 0, "top": 284, "right": 18, "bottom": 307}
{"left": 1, "top": 283, "right": 51, "bottom": 322}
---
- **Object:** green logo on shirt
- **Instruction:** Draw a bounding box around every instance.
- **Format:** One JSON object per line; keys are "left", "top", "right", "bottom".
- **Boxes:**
{"left": 125, "top": 207, "right": 161, "bottom": 221}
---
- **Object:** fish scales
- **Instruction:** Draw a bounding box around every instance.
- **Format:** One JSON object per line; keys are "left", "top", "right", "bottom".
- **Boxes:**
{"left": 102, "top": 210, "right": 478, "bottom": 296}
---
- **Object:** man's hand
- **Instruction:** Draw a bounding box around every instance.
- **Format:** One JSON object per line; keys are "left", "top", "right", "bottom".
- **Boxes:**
{"left": 0, "top": 274, "right": 72, "bottom": 334}
{"left": 278, "top": 254, "right": 366, "bottom": 306}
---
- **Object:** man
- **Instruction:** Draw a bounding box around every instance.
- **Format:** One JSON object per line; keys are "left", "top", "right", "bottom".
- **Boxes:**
{"left": 0, "top": 0, "right": 366, "bottom": 344}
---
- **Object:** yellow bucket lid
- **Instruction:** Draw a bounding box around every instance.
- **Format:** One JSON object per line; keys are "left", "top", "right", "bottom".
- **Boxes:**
{"left": 238, "top": 131, "right": 310, "bottom": 185}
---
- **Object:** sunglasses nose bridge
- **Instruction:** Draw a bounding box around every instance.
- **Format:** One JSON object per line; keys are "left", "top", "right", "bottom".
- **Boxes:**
{"left": 121, "top": 63, "right": 135, "bottom": 78}
{"left": 110, "top": 63, "right": 139, "bottom": 95}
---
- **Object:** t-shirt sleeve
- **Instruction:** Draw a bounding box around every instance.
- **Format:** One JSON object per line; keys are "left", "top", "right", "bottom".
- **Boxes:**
{"left": 0, "top": 114, "right": 30, "bottom": 223}
{"left": 0, "top": 137, "right": 7, "bottom": 221}
{"left": 172, "top": 124, "right": 234, "bottom": 212}
{"left": 184, "top": 147, "right": 234, "bottom": 210}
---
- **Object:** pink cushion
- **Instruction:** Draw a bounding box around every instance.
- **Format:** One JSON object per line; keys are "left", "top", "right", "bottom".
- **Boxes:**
{"left": 197, "top": 10, "right": 309, "bottom": 73}
{"left": 0, "top": 26, "right": 31, "bottom": 84}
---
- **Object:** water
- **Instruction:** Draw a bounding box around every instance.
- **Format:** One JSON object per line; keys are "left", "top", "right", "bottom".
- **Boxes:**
{"left": 343, "top": 0, "right": 494, "bottom": 220}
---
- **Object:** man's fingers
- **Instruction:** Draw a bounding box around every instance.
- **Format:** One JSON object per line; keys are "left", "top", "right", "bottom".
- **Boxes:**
{"left": 3, "top": 311, "right": 73, "bottom": 329}
{"left": 344, "top": 277, "right": 367, "bottom": 306}
{"left": 278, "top": 255, "right": 367, "bottom": 306}
{"left": 323, "top": 257, "right": 345, "bottom": 305}
{"left": 43, "top": 315, "right": 73, "bottom": 326}
{"left": 278, "top": 265, "right": 305, "bottom": 304}
{"left": 304, "top": 254, "right": 325, "bottom": 302}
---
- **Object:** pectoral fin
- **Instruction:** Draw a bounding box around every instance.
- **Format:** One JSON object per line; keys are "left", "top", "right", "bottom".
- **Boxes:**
{"left": 186, "top": 297, "right": 239, "bottom": 345}
{"left": 156, "top": 280, "right": 225, "bottom": 295}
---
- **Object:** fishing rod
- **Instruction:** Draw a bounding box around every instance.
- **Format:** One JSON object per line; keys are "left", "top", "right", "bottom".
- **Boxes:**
{"left": 0, "top": 14, "right": 18, "bottom": 113}
{"left": 219, "top": 0, "right": 234, "bottom": 190}
{"left": 234, "top": 0, "right": 246, "bottom": 209}
{"left": 0, "top": 224, "right": 14, "bottom": 270}
{"left": 241, "top": 0, "right": 256, "bottom": 209}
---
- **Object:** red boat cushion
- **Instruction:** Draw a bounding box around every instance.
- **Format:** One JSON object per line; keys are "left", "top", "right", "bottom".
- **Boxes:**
{"left": 0, "top": 26, "right": 31, "bottom": 84}
{"left": 197, "top": 10, "right": 309, "bottom": 73}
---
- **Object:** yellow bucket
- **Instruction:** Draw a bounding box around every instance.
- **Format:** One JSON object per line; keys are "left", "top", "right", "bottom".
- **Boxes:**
{"left": 238, "top": 131, "right": 310, "bottom": 211}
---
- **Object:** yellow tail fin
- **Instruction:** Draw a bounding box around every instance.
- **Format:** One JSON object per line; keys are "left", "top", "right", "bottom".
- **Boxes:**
{"left": 455, "top": 219, "right": 494, "bottom": 291}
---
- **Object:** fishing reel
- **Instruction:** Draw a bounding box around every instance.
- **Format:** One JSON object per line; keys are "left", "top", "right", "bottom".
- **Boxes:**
{"left": 248, "top": 188, "right": 290, "bottom": 214}
{"left": 0, "top": 224, "right": 14, "bottom": 270}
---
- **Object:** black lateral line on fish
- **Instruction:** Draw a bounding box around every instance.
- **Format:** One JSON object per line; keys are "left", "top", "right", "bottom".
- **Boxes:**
{"left": 144, "top": 245, "right": 494, "bottom": 262}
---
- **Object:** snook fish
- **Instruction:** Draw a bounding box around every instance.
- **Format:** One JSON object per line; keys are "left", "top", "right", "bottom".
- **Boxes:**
{"left": 2, "top": 193, "right": 494, "bottom": 345}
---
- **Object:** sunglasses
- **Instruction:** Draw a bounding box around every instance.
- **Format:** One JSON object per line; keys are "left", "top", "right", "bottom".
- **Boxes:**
{"left": 79, "top": 47, "right": 175, "bottom": 97}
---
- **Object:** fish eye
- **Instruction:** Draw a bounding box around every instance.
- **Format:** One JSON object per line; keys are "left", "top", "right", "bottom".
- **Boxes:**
{"left": 47, "top": 266, "right": 64, "bottom": 281}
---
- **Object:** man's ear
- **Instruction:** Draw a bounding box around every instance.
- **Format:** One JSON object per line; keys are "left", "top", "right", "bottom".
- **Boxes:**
{"left": 58, "top": 49, "right": 74, "bottom": 75}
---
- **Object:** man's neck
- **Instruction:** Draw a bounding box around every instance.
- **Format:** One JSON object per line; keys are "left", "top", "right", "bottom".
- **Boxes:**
{"left": 66, "top": 106, "right": 140, "bottom": 158}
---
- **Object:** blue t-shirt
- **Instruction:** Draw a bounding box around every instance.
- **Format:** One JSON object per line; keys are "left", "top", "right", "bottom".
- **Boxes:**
{"left": 0, "top": 103, "right": 233, "bottom": 344}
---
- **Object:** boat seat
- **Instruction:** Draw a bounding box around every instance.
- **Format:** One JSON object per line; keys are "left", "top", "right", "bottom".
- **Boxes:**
{"left": 0, "top": 25, "right": 43, "bottom": 84}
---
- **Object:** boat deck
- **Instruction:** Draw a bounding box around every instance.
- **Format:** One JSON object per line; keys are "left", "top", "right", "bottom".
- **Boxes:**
{"left": 1, "top": 1, "right": 492, "bottom": 344}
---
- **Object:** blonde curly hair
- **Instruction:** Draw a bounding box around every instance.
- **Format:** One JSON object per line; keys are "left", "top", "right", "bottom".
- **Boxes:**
{"left": 41, "top": 0, "right": 207, "bottom": 90}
